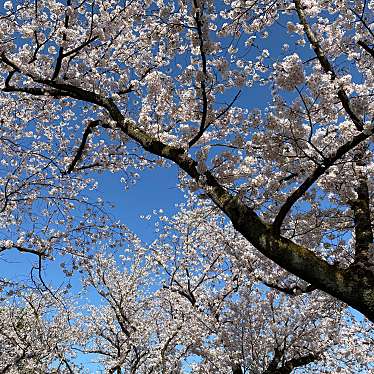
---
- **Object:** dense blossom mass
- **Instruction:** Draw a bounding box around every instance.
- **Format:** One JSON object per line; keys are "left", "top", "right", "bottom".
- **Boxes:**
{"left": 0, "top": 0, "right": 373, "bottom": 372}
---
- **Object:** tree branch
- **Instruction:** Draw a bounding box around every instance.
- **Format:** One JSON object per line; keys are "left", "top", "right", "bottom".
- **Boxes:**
{"left": 349, "top": 157, "right": 373, "bottom": 266}
{"left": 231, "top": 363, "right": 243, "bottom": 374}
{"left": 358, "top": 40, "right": 374, "bottom": 59}
{"left": 263, "top": 347, "right": 283, "bottom": 373}
{"left": 294, "top": 0, "right": 364, "bottom": 132}
{"left": 264, "top": 347, "right": 318, "bottom": 374}
{"left": 0, "top": 245, "right": 47, "bottom": 258}
{"left": 273, "top": 130, "right": 372, "bottom": 232}
{"left": 64, "top": 120, "right": 111, "bottom": 174}
{"left": 51, "top": 0, "right": 71, "bottom": 80}
{"left": 188, "top": 1, "right": 209, "bottom": 148}
{"left": 271, "top": 353, "right": 318, "bottom": 374}
{"left": 263, "top": 281, "right": 316, "bottom": 296}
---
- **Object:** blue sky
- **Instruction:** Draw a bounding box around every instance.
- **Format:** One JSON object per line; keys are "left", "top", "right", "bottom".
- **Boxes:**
{"left": 97, "top": 165, "right": 183, "bottom": 242}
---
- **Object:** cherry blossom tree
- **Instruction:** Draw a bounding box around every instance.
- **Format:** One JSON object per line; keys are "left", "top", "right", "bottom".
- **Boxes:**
{"left": 0, "top": 0, "right": 374, "bottom": 347}
{"left": 0, "top": 199, "right": 373, "bottom": 373}
{"left": 0, "top": 286, "right": 81, "bottom": 373}
{"left": 75, "top": 202, "right": 373, "bottom": 373}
